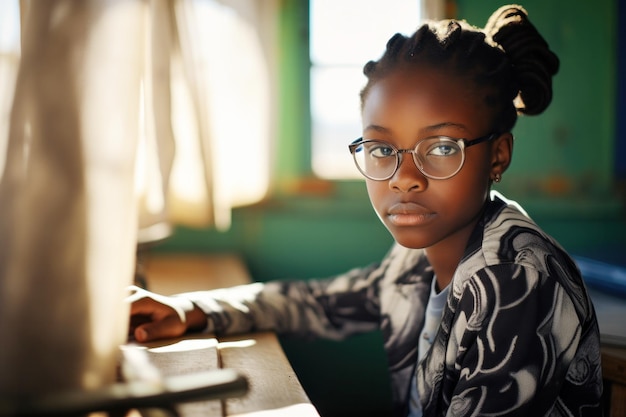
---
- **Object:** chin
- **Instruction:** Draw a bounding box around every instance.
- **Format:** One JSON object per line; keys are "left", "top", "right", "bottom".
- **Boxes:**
{"left": 395, "top": 240, "right": 429, "bottom": 250}
{"left": 388, "top": 228, "right": 430, "bottom": 250}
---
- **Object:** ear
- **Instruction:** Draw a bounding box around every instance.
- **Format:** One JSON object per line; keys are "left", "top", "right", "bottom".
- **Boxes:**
{"left": 490, "top": 132, "right": 513, "bottom": 180}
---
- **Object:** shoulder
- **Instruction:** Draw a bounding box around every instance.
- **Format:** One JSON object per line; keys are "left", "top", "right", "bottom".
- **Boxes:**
{"left": 453, "top": 192, "right": 594, "bottom": 321}
{"left": 462, "top": 191, "right": 577, "bottom": 278}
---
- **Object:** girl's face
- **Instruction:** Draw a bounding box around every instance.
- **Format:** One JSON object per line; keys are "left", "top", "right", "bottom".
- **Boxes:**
{"left": 361, "top": 66, "right": 503, "bottom": 251}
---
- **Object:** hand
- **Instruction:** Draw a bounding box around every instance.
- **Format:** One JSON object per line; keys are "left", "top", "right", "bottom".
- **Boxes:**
{"left": 127, "top": 286, "right": 207, "bottom": 343}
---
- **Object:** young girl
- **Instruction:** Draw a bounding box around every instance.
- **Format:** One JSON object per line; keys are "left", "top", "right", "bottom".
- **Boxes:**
{"left": 129, "top": 5, "right": 603, "bottom": 416}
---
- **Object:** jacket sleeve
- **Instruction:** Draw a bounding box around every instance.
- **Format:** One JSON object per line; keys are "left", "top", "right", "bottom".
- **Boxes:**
{"left": 175, "top": 262, "right": 385, "bottom": 340}
{"left": 436, "top": 263, "right": 588, "bottom": 416}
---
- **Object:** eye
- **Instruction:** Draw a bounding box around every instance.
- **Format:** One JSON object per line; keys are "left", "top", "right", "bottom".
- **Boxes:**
{"left": 367, "top": 143, "right": 396, "bottom": 159}
{"left": 425, "top": 140, "right": 460, "bottom": 157}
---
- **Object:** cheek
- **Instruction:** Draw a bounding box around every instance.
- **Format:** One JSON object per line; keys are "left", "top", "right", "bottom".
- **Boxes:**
{"left": 365, "top": 181, "right": 387, "bottom": 217}
{"left": 447, "top": 159, "right": 493, "bottom": 205}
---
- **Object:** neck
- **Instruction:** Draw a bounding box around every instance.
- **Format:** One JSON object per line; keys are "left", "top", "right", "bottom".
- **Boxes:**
{"left": 425, "top": 220, "right": 480, "bottom": 291}
{"left": 425, "top": 247, "right": 462, "bottom": 292}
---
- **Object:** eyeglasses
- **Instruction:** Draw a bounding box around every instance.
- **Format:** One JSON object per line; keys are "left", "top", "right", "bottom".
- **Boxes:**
{"left": 348, "top": 133, "right": 498, "bottom": 181}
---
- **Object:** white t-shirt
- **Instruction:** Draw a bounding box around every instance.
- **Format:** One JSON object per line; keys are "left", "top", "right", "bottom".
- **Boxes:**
{"left": 408, "top": 277, "right": 449, "bottom": 417}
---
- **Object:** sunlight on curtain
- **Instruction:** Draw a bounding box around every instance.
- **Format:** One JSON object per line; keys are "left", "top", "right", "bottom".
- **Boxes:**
{"left": 0, "top": 0, "right": 275, "bottom": 238}
{"left": 0, "top": 0, "right": 275, "bottom": 398}
{"left": 137, "top": 0, "right": 274, "bottom": 235}
{"left": 0, "top": 0, "right": 20, "bottom": 176}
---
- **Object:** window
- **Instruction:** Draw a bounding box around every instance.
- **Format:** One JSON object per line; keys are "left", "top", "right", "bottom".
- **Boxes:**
{"left": 0, "top": 0, "right": 20, "bottom": 176}
{"left": 310, "top": 0, "right": 421, "bottom": 179}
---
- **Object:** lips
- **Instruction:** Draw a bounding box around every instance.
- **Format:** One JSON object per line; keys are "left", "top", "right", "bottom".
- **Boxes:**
{"left": 387, "top": 202, "right": 436, "bottom": 226}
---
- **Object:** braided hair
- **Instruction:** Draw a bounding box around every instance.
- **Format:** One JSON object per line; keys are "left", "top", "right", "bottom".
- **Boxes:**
{"left": 360, "top": 5, "right": 559, "bottom": 133}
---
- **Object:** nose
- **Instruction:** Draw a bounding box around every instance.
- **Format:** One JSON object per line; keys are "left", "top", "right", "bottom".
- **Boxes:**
{"left": 388, "top": 153, "right": 428, "bottom": 192}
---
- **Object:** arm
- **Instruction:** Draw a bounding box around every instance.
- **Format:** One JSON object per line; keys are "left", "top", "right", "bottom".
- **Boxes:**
{"left": 182, "top": 263, "right": 384, "bottom": 339}
{"left": 128, "top": 262, "right": 385, "bottom": 343}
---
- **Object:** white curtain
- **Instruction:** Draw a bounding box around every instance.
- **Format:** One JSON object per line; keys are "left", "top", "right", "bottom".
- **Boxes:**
{"left": 0, "top": 0, "right": 275, "bottom": 398}
{"left": 137, "top": 0, "right": 275, "bottom": 238}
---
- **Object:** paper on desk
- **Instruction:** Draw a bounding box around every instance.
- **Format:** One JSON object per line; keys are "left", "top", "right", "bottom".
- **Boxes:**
{"left": 122, "top": 338, "right": 223, "bottom": 417}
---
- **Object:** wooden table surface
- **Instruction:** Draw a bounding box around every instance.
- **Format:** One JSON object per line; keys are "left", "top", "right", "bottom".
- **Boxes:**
{"left": 129, "top": 253, "right": 320, "bottom": 417}
{"left": 588, "top": 287, "right": 626, "bottom": 416}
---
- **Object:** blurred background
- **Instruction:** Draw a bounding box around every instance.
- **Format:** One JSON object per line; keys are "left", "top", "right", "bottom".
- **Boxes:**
{"left": 1, "top": 0, "right": 624, "bottom": 415}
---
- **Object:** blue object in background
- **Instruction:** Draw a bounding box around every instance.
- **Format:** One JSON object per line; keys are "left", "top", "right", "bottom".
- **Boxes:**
{"left": 574, "top": 255, "right": 626, "bottom": 298}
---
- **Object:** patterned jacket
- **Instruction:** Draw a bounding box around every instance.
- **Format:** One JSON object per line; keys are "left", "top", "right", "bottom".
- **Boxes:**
{"left": 181, "top": 192, "right": 603, "bottom": 416}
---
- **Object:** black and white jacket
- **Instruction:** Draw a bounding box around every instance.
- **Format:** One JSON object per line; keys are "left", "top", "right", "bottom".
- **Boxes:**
{"left": 181, "top": 192, "right": 603, "bottom": 416}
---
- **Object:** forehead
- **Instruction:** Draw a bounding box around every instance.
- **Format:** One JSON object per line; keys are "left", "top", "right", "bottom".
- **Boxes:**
{"left": 362, "top": 66, "right": 494, "bottom": 134}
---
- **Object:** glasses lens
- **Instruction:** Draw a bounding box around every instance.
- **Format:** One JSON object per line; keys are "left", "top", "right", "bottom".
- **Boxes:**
{"left": 415, "top": 137, "right": 464, "bottom": 179}
{"left": 353, "top": 140, "right": 398, "bottom": 180}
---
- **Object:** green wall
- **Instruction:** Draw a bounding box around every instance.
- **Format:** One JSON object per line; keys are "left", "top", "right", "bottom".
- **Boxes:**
{"left": 154, "top": 1, "right": 626, "bottom": 415}
{"left": 456, "top": 0, "right": 626, "bottom": 260}
{"left": 460, "top": 1, "right": 617, "bottom": 199}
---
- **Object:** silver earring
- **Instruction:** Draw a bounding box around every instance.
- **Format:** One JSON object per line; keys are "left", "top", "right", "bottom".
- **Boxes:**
{"left": 493, "top": 173, "right": 501, "bottom": 183}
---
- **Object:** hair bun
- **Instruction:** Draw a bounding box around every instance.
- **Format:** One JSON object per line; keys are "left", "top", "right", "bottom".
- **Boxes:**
{"left": 484, "top": 5, "right": 559, "bottom": 115}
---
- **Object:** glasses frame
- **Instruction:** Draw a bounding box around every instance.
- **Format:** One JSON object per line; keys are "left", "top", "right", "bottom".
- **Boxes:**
{"left": 348, "top": 133, "right": 499, "bottom": 181}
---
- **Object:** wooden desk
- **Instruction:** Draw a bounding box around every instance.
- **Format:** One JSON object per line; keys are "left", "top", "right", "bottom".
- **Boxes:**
{"left": 132, "top": 253, "right": 320, "bottom": 417}
{"left": 602, "top": 345, "right": 626, "bottom": 417}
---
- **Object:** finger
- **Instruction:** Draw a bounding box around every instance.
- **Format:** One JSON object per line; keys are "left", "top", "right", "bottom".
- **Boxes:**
{"left": 130, "top": 298, "right": 188, "bottom": 333}
{"left": 129, "top": 296, "right": 161, "bottom": 315}
{"left": 134, "top": 314, "right": 187, "bottom": 342}
{"left": 127, "top": 289, "right": 187, "bottom": 323}
{"left": 128, "top": 313, "right": 152, "bottom": 335}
